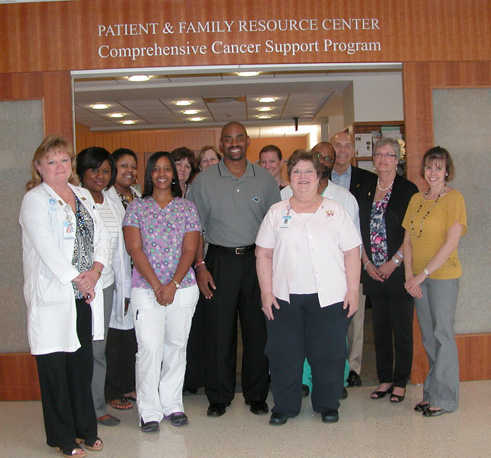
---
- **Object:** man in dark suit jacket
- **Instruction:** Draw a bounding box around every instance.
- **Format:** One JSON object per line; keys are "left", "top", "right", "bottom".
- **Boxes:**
{"left": 330, "top": 131, "right": 377, "bottom": 388}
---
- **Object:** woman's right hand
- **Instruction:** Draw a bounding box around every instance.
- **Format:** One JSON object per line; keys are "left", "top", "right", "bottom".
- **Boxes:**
{"left": 366, "top": 262, "right": 384, "bottom": 282}
{"left": 261, "top": 293, "right": 280, "bottom": 320}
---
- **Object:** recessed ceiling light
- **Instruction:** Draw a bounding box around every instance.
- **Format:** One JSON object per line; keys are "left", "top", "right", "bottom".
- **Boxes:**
{"left": 91, "top": 103, "right": 109, "bottom": 110}
{"left": 258, "top": 115, "right": 272, "bottom": 119}
{"left": 128, "top": 74, "right": 150, "bottom": 82}
{"left": 189, "top": 117, "right": 204, "bottom": 122}
{"left": 183, "top": 110, "right": 199, "bottom": 115}
{"left": 236, "top": 71, "right": 260, "bottom": 77}
{"left": 121, "top": 120, "right": 136, "bottom": 125}
{"left": 258, "top": 107, "right": 273, "bottom": 112}
{"left": 108, "top": 113, "right": 125, "bottom": 118}
{"left": 259, "top": 97, "right": 276, "bottom": 103}
{"left": 175, "top": 100, "right": 192, "bottom": 106}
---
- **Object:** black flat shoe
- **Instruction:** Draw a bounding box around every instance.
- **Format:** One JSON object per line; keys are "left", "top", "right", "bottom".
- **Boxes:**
{"left": 247, "top": 401, "right": 269, "bottom": 415}
{"left": 321, "top": 409, "right": 339, "bottom": 423}
{"left": 390, "top": 388, "right": 406, "bottom": 403}
{"left": 423, "top": 408, "right": 448, "bottom": 417}
{"left": 347, "top": 370, "right": 362, "bottom": 387}
{"left": 371, "top": 386, "right": 392, "bottom": 399}
{"left": 207, "top": 402, "right": 230, "bottom": 417}
{"left": 302, "top": 384, "right": 310, "bottom": 397}
{"left": 269, "top": 413, "right": 288, "bottom": 425}
{"left": 414, "top": 401, "right": 430, "bottom": 412}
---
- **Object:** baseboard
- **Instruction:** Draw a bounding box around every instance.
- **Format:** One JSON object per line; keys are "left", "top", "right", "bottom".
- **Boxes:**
{"left": 0, "top": 352, "right": 40, "bottom": 401}
{"left": 411, "top": 332, "right": 491, "bottom": 384}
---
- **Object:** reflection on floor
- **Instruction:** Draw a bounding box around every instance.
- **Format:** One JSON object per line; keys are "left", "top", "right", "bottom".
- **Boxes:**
{"left": 2, "top": 380, "right": 490, "bottom": 458}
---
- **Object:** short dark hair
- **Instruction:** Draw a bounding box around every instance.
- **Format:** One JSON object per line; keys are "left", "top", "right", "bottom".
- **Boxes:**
{"left": 421, "top": 146, "right": 455, "bottom": 181}
{"left": 287, "top": 149, "right": 322, "bottom": 179}
{"left": 112, "top": 147, "right": 138, "bottom": 163}
{"left": 259, "top": 144, "right": 283, "bottom": 161}
{"left": 142, "top": 151, "right": 182, "bottom": 198}
{"left": 170, "top": 147, "right": 197, "bottom": 183}
{"left": 77, "top": 146, "right": 117, "bottom": 189}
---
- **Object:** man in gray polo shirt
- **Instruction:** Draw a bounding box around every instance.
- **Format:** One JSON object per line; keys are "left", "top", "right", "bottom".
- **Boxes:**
{"left": 188, "top": 122, "right": 280, "bottom": 418}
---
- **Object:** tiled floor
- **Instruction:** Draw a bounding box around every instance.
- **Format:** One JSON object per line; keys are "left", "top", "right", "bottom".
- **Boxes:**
{"left": 2, "top": 380, "right": 490, "bottom": 458}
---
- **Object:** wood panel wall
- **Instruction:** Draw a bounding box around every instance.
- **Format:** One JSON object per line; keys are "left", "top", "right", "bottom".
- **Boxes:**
{"left": 1, "top": 0, "right": 489, "bottom": 73}
{"left": 0, "top": 353, "right": 40, "bottom": 401}
{"left": 404, "top": 61, "right": 491, "bottom": 383}
{"left": 0, "top": 72, "right": 73, "bottom": 143}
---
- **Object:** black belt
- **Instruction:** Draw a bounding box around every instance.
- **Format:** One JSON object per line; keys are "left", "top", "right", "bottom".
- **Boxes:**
{"left": 209, "top": 244, "right": 255, "bottom": 255}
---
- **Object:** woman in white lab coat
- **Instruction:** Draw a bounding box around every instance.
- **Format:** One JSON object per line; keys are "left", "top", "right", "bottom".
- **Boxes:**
{"left": 20, "top": 135, "right": 110, "bottom": 458}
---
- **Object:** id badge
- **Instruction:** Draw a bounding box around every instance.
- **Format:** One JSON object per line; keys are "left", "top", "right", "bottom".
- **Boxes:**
{"left": 63, "top": 221, "right": 75, "bottom": 239}
{"left": 280, "top": 215, "right": 292, "bottom": 229}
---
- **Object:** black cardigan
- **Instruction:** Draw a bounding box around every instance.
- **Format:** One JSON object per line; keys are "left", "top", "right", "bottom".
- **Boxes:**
{"left": 358, "top": 174, "right": 419, "bottom": 300}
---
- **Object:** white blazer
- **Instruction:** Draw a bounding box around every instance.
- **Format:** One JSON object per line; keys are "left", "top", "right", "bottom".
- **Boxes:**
{"left": 104, "top": 186, "right": 134, "bottom": 330}
{"left": 19, "top": 183, "right": 111, "bottom": 355}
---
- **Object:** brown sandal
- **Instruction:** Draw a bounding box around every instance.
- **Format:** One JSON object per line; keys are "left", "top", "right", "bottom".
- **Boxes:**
{"left": 107, "top": 398, "right": 133, "bottom": 410}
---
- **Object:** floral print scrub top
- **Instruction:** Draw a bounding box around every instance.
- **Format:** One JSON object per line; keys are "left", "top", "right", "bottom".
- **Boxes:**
{"left": 369, "top": 190, "right": 392, "bottom": 267}
{"left": 123, "top": 196, "right": 201, "bottom": 289}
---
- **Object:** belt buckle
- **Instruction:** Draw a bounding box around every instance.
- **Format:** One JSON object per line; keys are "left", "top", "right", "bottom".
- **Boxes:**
{"left": 235, "top": 247, "right": 246, "bottom": 255}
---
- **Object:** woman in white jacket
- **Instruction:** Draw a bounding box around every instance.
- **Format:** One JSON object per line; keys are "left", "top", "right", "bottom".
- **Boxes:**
{"left": 104, "top": 148, "right": 140, "bottom": 409}
{"left": 20, "top": 135, "right": 110, "bottom": 458}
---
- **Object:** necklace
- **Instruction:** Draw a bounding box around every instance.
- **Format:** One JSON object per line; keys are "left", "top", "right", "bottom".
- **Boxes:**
{"left": 377, "top": 178, "right": 394, "bottom": 192}
{"left": 410, "top": 184, "right": 447, "bottom": 238}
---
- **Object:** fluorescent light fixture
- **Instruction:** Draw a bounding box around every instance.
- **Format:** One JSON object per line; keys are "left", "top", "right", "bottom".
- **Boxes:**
{"left": 128, "top": 74, "right": 150, "bottom": 82}
{"left": 189, "top": 117, "right": 204, "bottom": 122}
{"left": 259, "top": 97, "right": 276, "bottom": 103}
{"left": 121, "top": 120, "right": 136, "bottom": 125}
{"left": 108, "top": 113, "right": 125, "bottom": 118}
{"left": 183, "top": 110, "right": 199, "bottom": 115}
{"left": 91, "top": 103, "right": 109, "bottom": 110}
{"left": 258, "top": 115, "right": 272, "bottom": 119}
{"left": 258, "top": 107, "right": 273, "bottom": 112}
{"left": 236, "top": 71, "right": 260, "bottom": 77}
{"left": 175, "top": 100, "right": 192, "bottom": 106}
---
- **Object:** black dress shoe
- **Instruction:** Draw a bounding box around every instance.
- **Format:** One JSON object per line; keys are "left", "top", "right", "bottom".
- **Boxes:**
{"left": 347, "top": 370, "right": 362, "bottom": 387}
{"left": 269, "top": 412, "right": 288, "bottom": 425}
{"left": 248, "top": 401, "right": 269, "bottom": 415}
{"left": 302, "top": 384, "right": 310, "bottom": 397}
{"left": 321, "top": 409, "right": 339, "bottom": 423}
{"left": 340, "top": 387, "right": 348, "bottom": 399}
{"left": 207, "top": 402, "right": 230, "bottom": 417}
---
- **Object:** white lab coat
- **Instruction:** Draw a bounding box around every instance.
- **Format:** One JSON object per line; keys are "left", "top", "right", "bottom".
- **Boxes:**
{"left": 19, "top": 183, "right": 111, "bottom": 355}
{"left": 104, "top": 186, "right": 133, "bottom": 330}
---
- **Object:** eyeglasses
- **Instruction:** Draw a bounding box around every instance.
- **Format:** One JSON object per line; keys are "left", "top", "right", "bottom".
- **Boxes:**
{"left": 315, "top": 154, "right": 334, "bottom": 164}
{"left": 374, "top": 152, "right": 397, "bottom": 159}
{"left": 291, "top": 169, "right": 316, "bottom": 176}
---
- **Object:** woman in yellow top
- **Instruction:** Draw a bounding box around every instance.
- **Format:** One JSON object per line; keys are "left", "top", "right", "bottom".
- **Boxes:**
{"left": 402, "top": 146, "right": 467, "bottom": 417}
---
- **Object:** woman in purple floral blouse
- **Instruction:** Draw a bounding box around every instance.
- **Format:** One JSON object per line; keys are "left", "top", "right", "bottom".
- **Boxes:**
{"left": 123, "top": 152, "right": 201, "bottom": 432}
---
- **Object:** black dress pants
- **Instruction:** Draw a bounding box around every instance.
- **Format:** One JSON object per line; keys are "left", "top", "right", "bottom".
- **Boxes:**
{"left": 203, "top": 244, "right": 269, "bottom": 404}
{"left": 36, "top": 299, "right": 97, "bottom": 449}
{"left": 371, "top": 296, "right": 414, "bottom": 388}
{"left": 104, "top": 327, "right": 137, "bottom": 401}
{"left": 266, "top": 295, "right": 350, "bottom": 417}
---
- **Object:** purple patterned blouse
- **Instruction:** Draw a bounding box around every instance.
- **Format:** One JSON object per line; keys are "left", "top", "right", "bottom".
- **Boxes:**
{"left": 369, "top": 189, "right": 392, "bottom": 267}
{"left": 123, "top": 196, "right": 201, "bottom": 289}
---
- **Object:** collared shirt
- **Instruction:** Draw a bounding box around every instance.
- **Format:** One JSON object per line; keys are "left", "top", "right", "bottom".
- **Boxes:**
{"left": 281, "top": 180, "right": 360, "bottom": 236}
{"left": 256, "top": 198, "right": 361, "bottom": 307}
{"left": 331, "top": 165, "right": 352, "bottom": 190}
{"left": 123, "top": 197, "right": 201, "bottom": 289}
{"left": 188, "top": 160, "right": 280, "bottom": 247}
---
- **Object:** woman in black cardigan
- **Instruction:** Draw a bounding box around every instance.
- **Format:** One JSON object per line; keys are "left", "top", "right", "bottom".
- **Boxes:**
{"left": 359, "top": 138, "right": 418, "bottom": 402}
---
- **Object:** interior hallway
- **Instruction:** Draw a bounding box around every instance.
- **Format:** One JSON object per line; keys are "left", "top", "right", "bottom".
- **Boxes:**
{"left": 2, "top": 380, "right": 490, "bottom": 458}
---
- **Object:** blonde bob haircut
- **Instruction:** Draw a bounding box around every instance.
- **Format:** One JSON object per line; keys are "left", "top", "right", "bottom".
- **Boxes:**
{"left": 26, "top": 134, "right": 79, "bottom": 191}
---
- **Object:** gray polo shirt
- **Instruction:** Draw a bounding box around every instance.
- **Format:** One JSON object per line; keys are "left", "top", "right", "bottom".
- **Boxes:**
{"left": 188, "top": 160, "right": 280, "bottom": 247}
